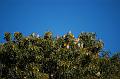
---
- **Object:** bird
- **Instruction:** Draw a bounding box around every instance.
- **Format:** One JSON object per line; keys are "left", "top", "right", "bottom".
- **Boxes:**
{"left": 36, "top": 34, "right": 39, "bottom": 38}
{"left": 32, "top": 33, "right": 36, "bottom": 37}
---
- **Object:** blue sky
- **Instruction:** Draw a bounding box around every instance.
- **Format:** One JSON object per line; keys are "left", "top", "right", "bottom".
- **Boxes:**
{"left": 0, "top": 0, "right": 120, "bottom": 54}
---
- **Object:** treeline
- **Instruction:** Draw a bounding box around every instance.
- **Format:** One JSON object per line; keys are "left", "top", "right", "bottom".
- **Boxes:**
{"left": 0, "top": 32, "right": 120, "bottom": 79}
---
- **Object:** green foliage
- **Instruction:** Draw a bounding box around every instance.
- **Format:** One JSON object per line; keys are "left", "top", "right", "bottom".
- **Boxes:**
{"left": 0, "top": 32, "right": 120, "bottom": 79}
{"left": 14, "top": 32, "right": 23, "bottom": 41}
{"left": 4, "top": 32, "right": 11, "bottom": 41}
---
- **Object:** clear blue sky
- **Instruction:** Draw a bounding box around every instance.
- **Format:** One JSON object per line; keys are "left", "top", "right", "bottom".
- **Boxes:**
{"left": 0, "top": 0, "right": 120, "bottom": 54}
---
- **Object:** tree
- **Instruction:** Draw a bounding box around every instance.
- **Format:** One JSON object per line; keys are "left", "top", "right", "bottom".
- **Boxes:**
{"left": 0, "top": 32, "right": 119, "bottom": 79}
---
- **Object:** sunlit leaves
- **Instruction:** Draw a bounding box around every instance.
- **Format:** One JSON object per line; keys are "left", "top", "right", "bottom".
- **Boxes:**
{"left": 0, "top": 32, "right": 119, "bottom": 79}
{"left": 14, "top": 32, "right": 23, "bottom": 41}
{"left": 4, "top": 32, "right": 11, "bottom": 41}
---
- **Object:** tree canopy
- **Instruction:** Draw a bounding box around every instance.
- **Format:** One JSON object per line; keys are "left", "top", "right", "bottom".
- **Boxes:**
{"left": 0, "top": 32, "right": 120, "bottom": 79}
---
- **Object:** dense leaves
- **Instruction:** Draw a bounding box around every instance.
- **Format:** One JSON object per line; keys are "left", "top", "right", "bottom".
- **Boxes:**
{"left": 0, "top": 32, "right": 120, "bottom": 79}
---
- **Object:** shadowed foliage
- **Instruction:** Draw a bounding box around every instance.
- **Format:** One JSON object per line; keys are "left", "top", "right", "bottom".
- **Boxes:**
{"left": 0, "top": 32, "right": 120, "bottom": 79}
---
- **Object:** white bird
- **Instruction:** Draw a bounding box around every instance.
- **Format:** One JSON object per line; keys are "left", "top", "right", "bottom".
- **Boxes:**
{"left": 56, "top": 35, "right": 60, "bottom": 39}
{"left": 78, "top": 43, "right": 80, "bottom": 47}
{"left": 80, "top": 42, "right": 84, "bottom": 48}
{"left": 32, "top": 33, "right": 36, "bottom": 37}
{"left": 36, "top": 34, "right": 39, "bottom": 38}
{"left": 96, "top": 72, "right": 100, "bottom": 76}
